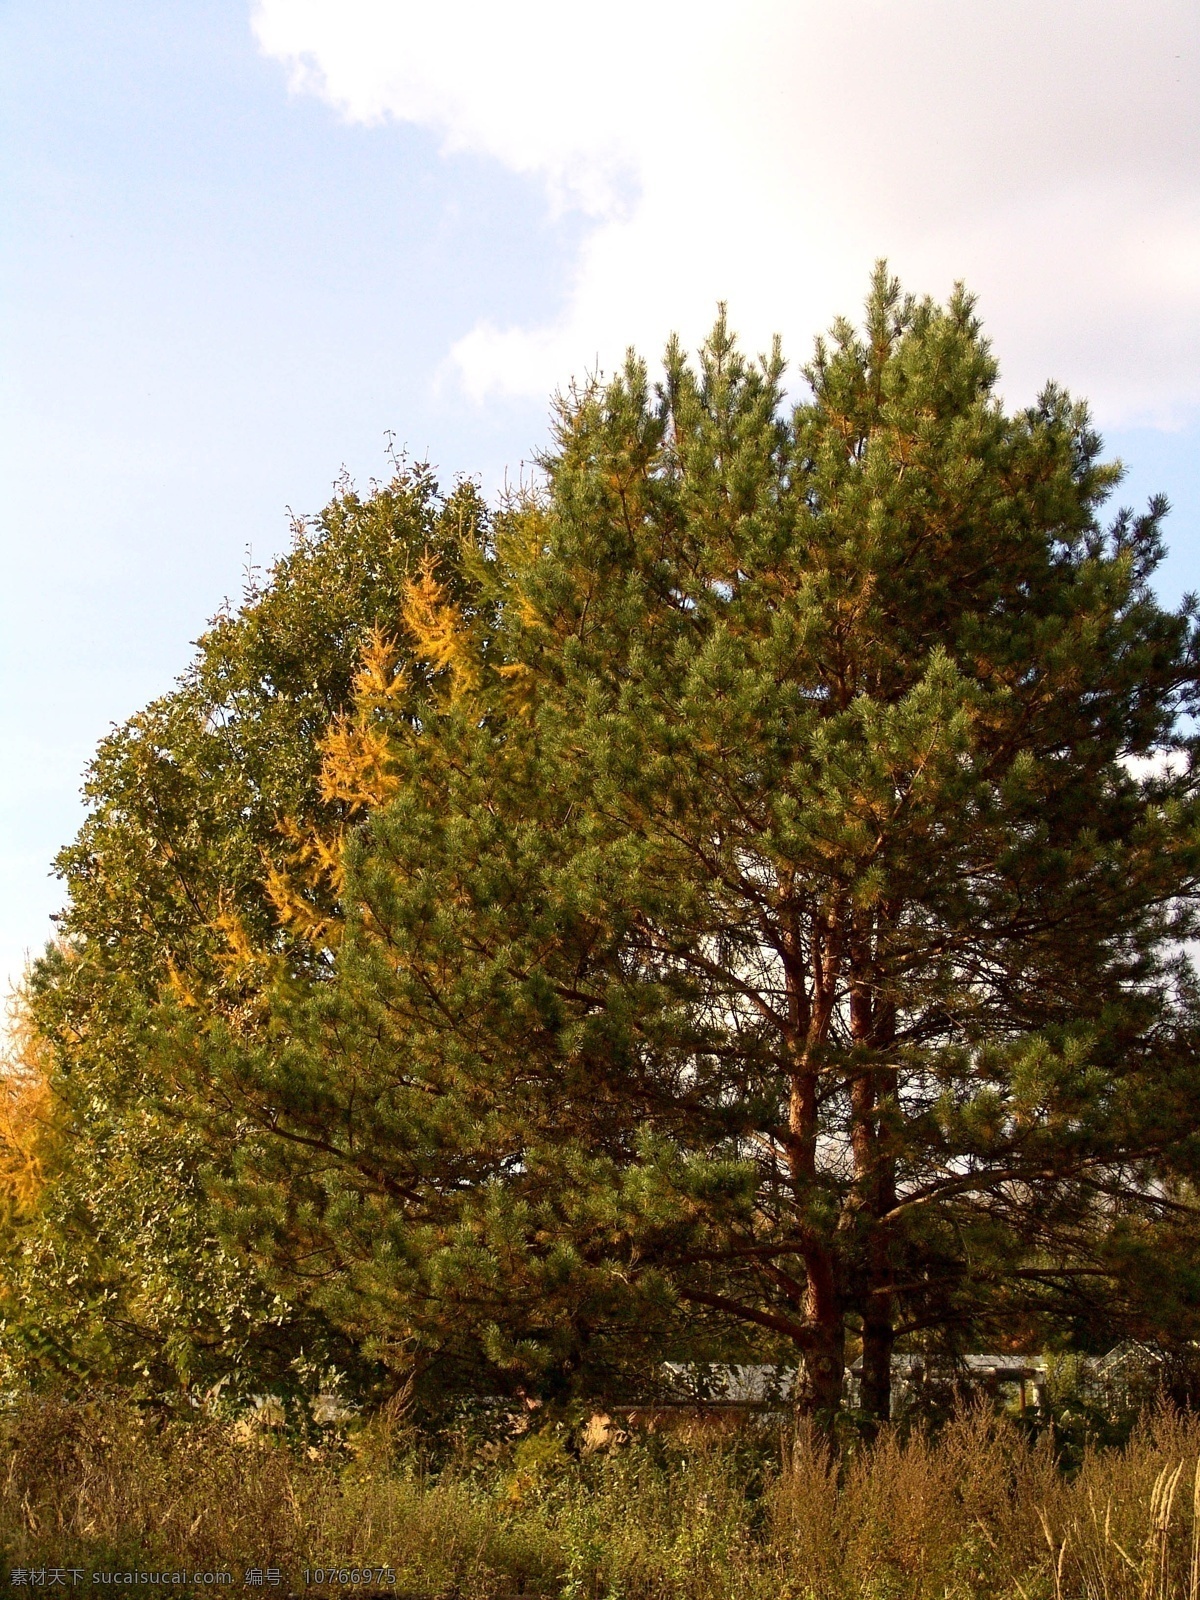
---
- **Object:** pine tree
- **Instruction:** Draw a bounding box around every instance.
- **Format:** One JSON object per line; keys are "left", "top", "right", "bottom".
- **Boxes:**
{"left": 195, "top": 269, "right": 1200, "bottom": 1424}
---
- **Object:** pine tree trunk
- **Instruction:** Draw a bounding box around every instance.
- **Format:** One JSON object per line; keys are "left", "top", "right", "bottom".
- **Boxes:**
{"left": 848, "top": 931, "right": 897, "bottom": 1433}
{"left": 794, "top": 1228, "right": 844, "bottom": 1430}
{"left": 861, "top": 1310, "right": 894, "bottom": 1426}
{"left": 797, "top": 1322, "right": 846, "bottom": 1428}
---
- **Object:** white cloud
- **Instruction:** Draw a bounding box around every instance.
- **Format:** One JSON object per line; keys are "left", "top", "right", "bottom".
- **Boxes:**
{"left": 253, "top": 0, "right": 1200, "bottom": 423}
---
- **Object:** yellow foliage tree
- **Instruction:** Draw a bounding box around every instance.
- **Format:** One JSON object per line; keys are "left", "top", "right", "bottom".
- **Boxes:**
{"left": 0, "top": 983, "right": 56, "bottom": 1223}
{"left": 401, "top": 555, "right": 482, "bottom": 701}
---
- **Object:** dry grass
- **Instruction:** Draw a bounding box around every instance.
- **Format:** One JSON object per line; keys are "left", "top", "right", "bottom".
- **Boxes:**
{"left": 5, "top": 1394, "right": 1200, "bottom": 1597}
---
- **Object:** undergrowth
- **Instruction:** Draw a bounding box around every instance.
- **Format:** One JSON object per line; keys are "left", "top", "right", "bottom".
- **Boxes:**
{"left": 5, "top": 1395, "right": 1200, "bottom": 1598}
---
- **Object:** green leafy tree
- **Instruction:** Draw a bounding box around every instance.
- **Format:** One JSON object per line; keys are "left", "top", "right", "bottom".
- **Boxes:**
{"left": 4, "top": 466, "right": 486, "bottom": 1400}
{"left": 190, "top": 269, "right": 1200, "bottom": 1426}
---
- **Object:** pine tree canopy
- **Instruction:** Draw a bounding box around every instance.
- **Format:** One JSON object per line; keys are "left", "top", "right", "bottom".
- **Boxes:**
{"left": 15, "top": 267, "right": 1200, "bottom": 1424}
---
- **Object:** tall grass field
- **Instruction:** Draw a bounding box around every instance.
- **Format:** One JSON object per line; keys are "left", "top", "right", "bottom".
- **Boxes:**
{"left": 7, "top": 1395, "right": 1200, "bottom": 1599}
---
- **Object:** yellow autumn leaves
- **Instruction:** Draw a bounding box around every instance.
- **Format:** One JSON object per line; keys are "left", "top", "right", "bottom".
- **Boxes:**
{"left": 257, "top": 555, "right": 484, "bottom": 960}
{"left": 0, "top": 984, "right": 55, "bottom": 1221}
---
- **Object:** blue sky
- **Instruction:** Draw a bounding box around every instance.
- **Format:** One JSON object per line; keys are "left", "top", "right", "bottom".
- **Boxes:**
{"left": 2, "top": 0, "right": 1199, "bottom": 996}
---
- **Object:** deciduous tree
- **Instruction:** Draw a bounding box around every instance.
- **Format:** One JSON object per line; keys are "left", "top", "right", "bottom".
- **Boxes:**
{"left": 5, "top": 467, "right": 484, "bottom": 1400}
